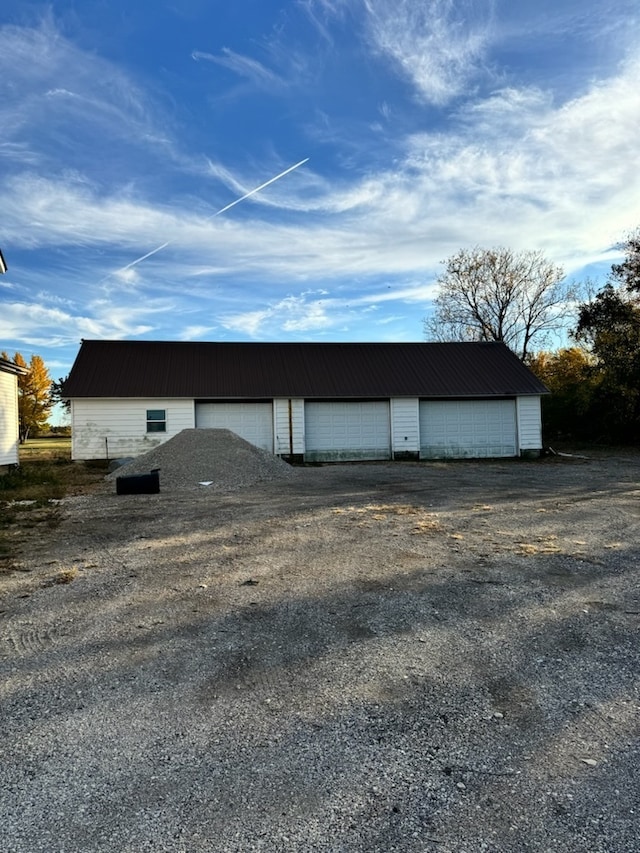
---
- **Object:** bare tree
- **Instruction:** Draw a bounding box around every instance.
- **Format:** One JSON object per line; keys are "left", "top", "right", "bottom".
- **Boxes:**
{"left": 424, "top": 247, "right": 575, "bottom": 361}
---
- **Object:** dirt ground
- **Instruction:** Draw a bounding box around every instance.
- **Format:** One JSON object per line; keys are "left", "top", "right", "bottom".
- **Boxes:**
{"left": 1, "top": 454, "right": 639, "bottom": 852}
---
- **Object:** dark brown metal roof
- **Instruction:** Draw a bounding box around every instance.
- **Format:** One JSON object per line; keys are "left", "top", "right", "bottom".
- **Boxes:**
{"left": 63, "top": 340, "right": 548, "bottom": 399}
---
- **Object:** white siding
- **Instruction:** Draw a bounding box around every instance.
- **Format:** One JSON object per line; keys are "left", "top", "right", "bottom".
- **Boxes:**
{"left": 71, "top": 399, "right": 195, "bottom": 460}
{"left": 195, "top": 402, "right": 273, "bottom": 451}
{"left": 0, "top": 370, "right": 20, "bottom": 467}
{"left": 390, "top": 398, "right": 420, "bottom": 458}
{"left": 419, "top": 400, "right": 517, "bottom": 459}
{"left": 304, "top": 401, "right": 391, "bottom": 461}
{"left": 274, "top": 398, "right": 305, "bottom": 456}
{"left": 517, "top": 396, "right": 543, "bottom": 452}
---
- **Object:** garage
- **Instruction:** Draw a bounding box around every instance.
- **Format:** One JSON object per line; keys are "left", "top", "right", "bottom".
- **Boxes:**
{"left": 419, "top": 399, "right": 517, "bottom": 459}
{"left": 305, "top": 401, "right": 391, "bottom": 461}
{"left": 195, "top": 402, "right": 274, "bottom": 451}
{"left": 65, "top": 341, "right": 546, "bottom": 461}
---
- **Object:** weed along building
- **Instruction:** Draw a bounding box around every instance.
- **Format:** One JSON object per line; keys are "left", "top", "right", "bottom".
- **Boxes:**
{"left": 63, "top": 340, "right": 548, "bottom": 463}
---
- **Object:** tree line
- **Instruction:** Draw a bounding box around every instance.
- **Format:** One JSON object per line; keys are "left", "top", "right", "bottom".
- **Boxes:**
{"left": 425, "top": 228, "right": 640, "bottom": 445}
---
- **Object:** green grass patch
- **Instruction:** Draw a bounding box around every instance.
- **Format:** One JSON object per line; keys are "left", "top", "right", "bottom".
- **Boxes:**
{"left": 19, "top": 436, "right": 72, "bottom": 462}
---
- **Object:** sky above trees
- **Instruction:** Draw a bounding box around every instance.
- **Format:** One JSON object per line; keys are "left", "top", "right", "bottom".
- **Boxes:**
{"left": 1, "top": 0, "right": 639, "bottom": 377}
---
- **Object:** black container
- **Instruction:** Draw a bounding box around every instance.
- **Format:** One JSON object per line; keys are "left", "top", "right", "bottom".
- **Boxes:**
{"left": 116, "top": 469, "right": 160, "bottom": 495}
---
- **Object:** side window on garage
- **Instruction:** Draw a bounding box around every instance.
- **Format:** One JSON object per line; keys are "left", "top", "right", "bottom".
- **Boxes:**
{"left": 146, "top": 409, "right": 166, "bottom": 433}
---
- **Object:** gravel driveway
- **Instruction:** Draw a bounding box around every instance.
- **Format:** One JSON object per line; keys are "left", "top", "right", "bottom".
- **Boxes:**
{"left": 1, "top": 450, "right": 639, "bottom": 852}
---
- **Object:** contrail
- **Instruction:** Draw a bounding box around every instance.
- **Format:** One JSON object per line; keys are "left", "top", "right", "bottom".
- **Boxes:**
{"left": 206, "top": 158, "right": 309, "bottom": 220}
{"left": 109, "top": 157, "right": 309, "bottom": 279}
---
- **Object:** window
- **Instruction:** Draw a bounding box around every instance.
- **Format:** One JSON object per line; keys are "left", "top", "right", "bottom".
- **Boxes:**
{"left": 146, "top": 409, "right": 166, "bottom": 433}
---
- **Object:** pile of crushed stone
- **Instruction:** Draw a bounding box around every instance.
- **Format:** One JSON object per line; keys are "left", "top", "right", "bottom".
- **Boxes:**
{"left": 105, "top": 428, "right": 296, "bottom": 493}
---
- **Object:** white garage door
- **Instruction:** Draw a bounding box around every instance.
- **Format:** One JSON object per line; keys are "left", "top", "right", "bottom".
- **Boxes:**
{"left": 195, "top": 403, "right": 274, "bottom": 451}
{"left": 305, "top": 401, "right": 391, "bottom": 461}
{"left": 419, "top": 400, "right": 517, "bottom": 459}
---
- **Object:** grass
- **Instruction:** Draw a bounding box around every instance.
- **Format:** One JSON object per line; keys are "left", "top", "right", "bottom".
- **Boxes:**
{"left": 18, "top": 435, "right": 72, "bottom": 462}
{"left": 0, "top": 441, "right": 107, "bottom": 570}
{"left": 0, "top": 463, "right": 66, "bottom": 502}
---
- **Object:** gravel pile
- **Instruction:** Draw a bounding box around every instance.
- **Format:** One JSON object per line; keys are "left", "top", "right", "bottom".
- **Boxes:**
{"left": 105, "top": 428, "right": 296, "bottom": 492}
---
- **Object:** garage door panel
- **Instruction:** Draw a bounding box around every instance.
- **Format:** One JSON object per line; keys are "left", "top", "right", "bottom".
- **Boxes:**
{"left": 420, "top": 400, "right": 516, "bottom": 459}
{"left": 195, "top": 403, "right": 273, "bottom": 451}
{"left": 305, "top": 402, "right": 390, "bottom": 461}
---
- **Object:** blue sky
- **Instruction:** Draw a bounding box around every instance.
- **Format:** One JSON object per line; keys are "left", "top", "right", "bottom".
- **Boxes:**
{"left": 1, "top": 0, "right": 639, "bottom": 387}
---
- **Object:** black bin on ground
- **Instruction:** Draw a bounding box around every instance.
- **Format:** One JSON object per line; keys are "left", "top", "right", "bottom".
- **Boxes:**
{"left": 116, "top": 469, "right": 160, "bottom": 495}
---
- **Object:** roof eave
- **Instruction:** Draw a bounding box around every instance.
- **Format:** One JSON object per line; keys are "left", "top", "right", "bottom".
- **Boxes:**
{"left": 0, "top": 358, "right": 29, "bottom": 376}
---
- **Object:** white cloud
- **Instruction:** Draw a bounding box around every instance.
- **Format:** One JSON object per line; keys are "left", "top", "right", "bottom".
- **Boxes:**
{"left": 218, "top": 281, "right": 439, "bottom": 338}
{"left": 299, "top": 0, "right": 348, "bottom": 42}
{"left": 281, "top": 297, "right": 333, "bottom": 331}
{"left": 220, "top": 308, "right": 270, "bottom": 337}
{"left": 351, "top": 282, "right": 439, "bottom": 305}
{"left": 192, "top": 48, "right": 286, "bottom": 89}
{"left": 300, "top": 0, "right": 493, "bottom": 103}
{"left": 179, "top": 325, "right": 215, "bottom": 340}
{"left": 0, "top": 298, "right": 167, "bottom": 348}
{"left": 0, "top": 21, "right": 162, "bottom": 162}
{"left": 0, "top": 20, "right": 215, "bottom": 184}
{"left": 399, "top": 56, "right": 640, "bottom": 265}
{"left": 0, "top": 303, "right": 118, "bottom": 347}
{"left": 362, "top": 0, "right": 493, "bottom": 105}
{"left": 220, "top": 293, "right": 333, "bottom": 336}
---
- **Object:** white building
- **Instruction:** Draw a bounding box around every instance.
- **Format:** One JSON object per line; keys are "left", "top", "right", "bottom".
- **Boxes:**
{"left": 0, "top": 356, "right": 28, "bottom": 471}
{"left": 63, "top": 340, "right": 548, "bottom": 462}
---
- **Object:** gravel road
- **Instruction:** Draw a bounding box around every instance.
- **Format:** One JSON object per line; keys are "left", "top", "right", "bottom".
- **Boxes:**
{"left": 1, "top": 446, "right": 639, "bottom": 852}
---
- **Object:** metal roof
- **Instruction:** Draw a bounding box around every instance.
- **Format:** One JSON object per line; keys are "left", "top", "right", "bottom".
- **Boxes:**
{"left": 0, "top": 357, "right": 29, "bottom": 376}
{"left": 63, "top": 340, "right": 548, "bottom": 399}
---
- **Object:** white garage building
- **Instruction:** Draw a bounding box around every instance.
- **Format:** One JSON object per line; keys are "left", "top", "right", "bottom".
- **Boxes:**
{"left": 63, "top": 340, "right": 548, "bottom": 462}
